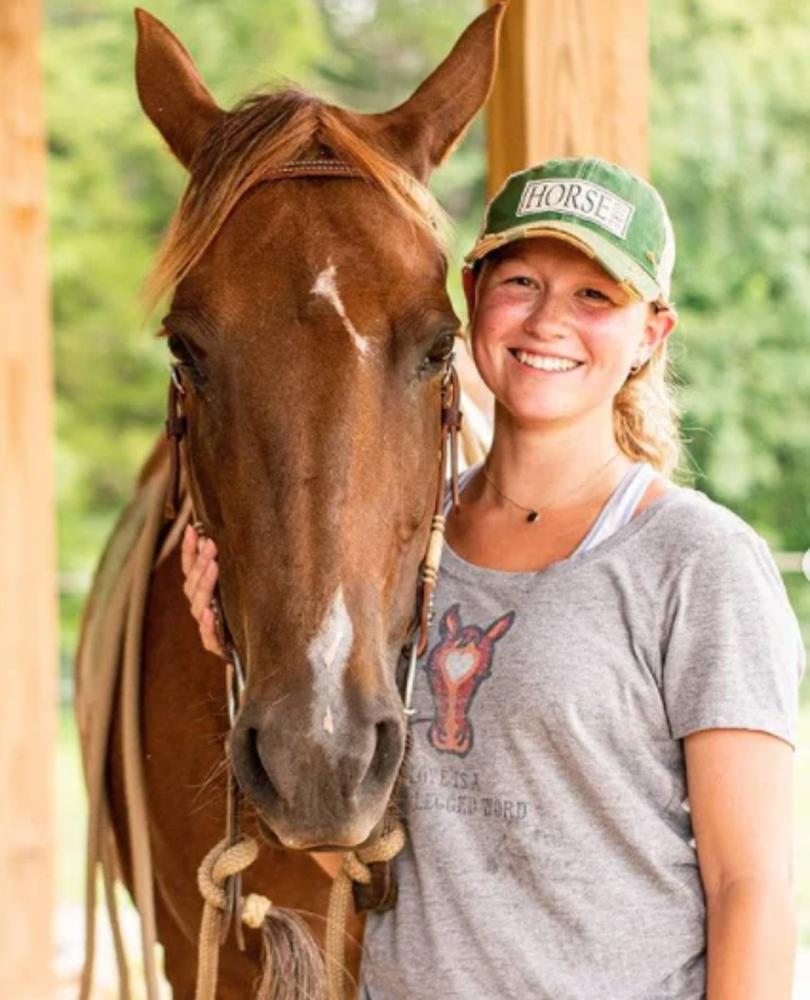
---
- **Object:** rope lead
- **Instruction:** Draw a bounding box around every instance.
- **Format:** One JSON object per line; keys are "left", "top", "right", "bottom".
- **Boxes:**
{"left": 324, "top": 820, "right": 407, "bottom": 1000}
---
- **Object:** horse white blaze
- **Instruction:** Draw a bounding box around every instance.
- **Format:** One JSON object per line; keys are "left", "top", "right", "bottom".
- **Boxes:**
{"left": 310, "top": 263, "right": 371, "bottom": 356}
{"left": 308, "top": 585, "right": 354, "bottom": 742}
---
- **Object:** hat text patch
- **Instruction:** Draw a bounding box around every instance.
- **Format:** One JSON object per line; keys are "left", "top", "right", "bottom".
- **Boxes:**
{"left": 517, "top": 179, "right": 635, "bottom": 239}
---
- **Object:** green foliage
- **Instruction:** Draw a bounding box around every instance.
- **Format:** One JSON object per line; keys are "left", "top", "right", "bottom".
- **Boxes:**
{"left": 651, "top": 0, "right": 810, "bottom": 553}
{"left": 48, "top": 0, "right": 810, "bottom": 675}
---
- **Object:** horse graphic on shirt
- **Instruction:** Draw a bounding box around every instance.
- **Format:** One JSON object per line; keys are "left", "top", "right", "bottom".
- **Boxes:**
{"left": 424, "top": 603, "right": 515, "bottom": 757}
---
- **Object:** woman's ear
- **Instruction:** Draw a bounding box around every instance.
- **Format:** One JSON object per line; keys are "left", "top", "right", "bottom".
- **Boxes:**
{"left": 645, "top": 303, "right": 678, "bottom": 352}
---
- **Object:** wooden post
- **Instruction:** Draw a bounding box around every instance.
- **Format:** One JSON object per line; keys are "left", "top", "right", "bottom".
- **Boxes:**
{"left": 486, "top": 0, "right": 649, "bottom": 195}
{"left": 0, "top": 0, "right": 57, "bottom": 996}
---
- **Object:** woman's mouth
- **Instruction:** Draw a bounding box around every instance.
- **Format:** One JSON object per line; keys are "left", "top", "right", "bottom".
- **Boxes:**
{"left": 508, "top": 348, "right": 584, "bottom": 374}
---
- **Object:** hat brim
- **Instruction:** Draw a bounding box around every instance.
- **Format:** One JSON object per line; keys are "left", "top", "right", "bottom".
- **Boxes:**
{"left": 464, "top": 220, "right": 666, "bottom": 304}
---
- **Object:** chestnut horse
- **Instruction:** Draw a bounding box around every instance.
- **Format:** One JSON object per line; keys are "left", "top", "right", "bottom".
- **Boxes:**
{"left": 77, "top": 6, "right": 505, "bottom": 999}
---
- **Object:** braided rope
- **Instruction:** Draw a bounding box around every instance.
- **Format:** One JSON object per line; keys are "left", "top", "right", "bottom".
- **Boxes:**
{"left": 325, "top": 820, "right": 407, "bottom": 1000}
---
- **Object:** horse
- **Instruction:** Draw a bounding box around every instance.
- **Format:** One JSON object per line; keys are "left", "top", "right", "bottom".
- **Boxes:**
{"left": 75, "top": 5, "right": 505, "bottom": 999}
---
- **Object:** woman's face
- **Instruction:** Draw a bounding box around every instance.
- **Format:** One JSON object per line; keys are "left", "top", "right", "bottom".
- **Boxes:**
{"left": 464, "top": 237, "right": 676, "bottom": 428}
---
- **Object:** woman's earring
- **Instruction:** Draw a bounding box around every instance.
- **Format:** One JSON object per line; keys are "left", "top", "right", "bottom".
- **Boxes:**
{"left": 628, "top": 355, "right": 646, "bottom": 375}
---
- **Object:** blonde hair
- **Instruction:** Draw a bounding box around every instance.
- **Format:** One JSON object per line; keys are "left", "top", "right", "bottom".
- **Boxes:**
{"left": 613, "top": 330, "right": 686, "bottom": 481}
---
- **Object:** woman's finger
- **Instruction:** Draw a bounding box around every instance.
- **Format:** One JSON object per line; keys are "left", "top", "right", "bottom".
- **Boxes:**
{"left": 180, "top": 529, "right": 223, "bottom": 656}
{"left": 182, "top": 546, "right": 210, "bottom": 601}
{"left": 189, "top": 559, "right": 218, "bottom": 622}
{"left": 181, "top": 523, "right": 197, "bottom": 577}
{"left": 182, "top": 537, "right": 217, "bottom": 601}
{"left": 199, "top": 606, "right": 225, "bottom": 657}
{"left": 190, "top": 558, "right": 219, "bottom": 622}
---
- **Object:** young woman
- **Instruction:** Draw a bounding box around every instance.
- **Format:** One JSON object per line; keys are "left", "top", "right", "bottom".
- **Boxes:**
{"left": 181, "top": 158, "right": 806, "bottom": 999}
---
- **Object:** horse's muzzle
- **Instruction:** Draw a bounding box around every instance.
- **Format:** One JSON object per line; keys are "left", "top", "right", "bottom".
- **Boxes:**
{"left": 229, "top": 696, "right": 405, "bottom": 848}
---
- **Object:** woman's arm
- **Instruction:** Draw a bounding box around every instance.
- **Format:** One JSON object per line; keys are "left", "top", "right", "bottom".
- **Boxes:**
{"left": 685, "top": 727, "right": 797, "bottom": 1000}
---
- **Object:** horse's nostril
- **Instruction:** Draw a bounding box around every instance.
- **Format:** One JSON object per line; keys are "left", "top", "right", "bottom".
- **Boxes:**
{"left": 362, "top": 718, "right": 401, "bottom": 790}
{"left": 237, "top": 725, "right": 282, "bottom": 812}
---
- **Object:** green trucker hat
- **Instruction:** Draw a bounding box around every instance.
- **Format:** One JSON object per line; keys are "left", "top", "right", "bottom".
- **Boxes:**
{"left": 465, "top": 157, "right": 675, "bottom": 305}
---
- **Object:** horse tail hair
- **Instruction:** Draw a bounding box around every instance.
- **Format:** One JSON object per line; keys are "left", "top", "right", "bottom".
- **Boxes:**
{"left": 254, "top": 907, "right": 328, "bottom": 1000}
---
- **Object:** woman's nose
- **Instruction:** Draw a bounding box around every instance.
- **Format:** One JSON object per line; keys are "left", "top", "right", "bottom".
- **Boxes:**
{"left": 522, "top": 290, "right": 569, "bottom": 336}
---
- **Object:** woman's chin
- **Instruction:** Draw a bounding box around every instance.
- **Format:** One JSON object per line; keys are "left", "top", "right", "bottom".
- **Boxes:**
{"left": 509, "top": 408, "right": 580, "bottom": 428}
{"left": 496, "top": 390, "right": 583, "bottom": 427}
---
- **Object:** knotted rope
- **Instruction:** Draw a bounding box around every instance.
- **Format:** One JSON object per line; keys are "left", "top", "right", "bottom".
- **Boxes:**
{"left": 195, "top": 835, "right": 270, "bottom": 1000}
{"left": 195, "top": 819, "right": 406, "bottom": 1000}
{"left": 325, "top": 819, "right": 407, "bottom": 1000}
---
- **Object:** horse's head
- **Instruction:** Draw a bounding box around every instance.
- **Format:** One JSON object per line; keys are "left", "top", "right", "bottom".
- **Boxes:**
{"left": 425, "top": 604, "right": 515, "bottom": 756}
{"left": 135, "top": 6, "right": 505, "bottom": 849}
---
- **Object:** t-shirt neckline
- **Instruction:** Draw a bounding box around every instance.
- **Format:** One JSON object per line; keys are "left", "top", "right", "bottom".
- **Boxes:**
{"left": 441, "top": 484, "right": 689, "bottom": 585}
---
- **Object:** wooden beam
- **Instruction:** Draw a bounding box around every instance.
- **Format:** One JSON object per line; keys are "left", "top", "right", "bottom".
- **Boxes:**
{"left": 0, "top": 0, "right": 56, "bottom": 996}
{"left": 486, "top": 0, "right": 649, "bottom": 196}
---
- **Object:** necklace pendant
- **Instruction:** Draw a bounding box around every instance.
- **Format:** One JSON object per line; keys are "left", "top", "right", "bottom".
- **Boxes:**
{"left": 526, "top": 510, "right": 540, "bottom": 524}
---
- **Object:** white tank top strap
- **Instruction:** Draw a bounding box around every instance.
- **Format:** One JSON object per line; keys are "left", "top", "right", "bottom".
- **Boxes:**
{"left": 571, "top": 461, "right": 656, "bottom": 557}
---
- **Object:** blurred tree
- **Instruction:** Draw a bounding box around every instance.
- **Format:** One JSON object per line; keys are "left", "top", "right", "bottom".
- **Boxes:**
{"left": 650, "top": 0, "right": 810, "bottom": 656}
{"left": 651, "top": 0, "right": 810, "bottom": 554}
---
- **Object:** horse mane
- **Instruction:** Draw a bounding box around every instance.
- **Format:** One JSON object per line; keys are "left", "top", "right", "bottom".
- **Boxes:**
{"left": 146, "top": 88, "right": 448, "bottom": 307}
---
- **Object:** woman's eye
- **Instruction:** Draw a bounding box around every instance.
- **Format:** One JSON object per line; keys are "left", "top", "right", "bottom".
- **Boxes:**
{"left": 505, "top": 275, "right": 537, "bottom": 289}
{"left": 579, "top": 287, "right": 611, "bottom": 302}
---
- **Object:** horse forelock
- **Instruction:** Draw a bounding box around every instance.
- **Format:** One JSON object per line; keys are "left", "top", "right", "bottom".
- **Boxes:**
{"left": 145, "top": 88, "right": 448, "bottom": 308}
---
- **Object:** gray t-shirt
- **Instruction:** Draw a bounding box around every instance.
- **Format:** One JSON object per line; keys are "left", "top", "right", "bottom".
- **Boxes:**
{"left": 359, "top": 482, "right": 806, "bottom": 1000}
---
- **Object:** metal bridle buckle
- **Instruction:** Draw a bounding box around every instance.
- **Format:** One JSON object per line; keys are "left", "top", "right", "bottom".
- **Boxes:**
{"left": 226, "top": 648, "right": 246, "bottom": 729}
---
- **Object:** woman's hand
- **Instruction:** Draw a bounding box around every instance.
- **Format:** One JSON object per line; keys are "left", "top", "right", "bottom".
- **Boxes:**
{"left": 181, "top": 523, "right": 226, "bottom": 658}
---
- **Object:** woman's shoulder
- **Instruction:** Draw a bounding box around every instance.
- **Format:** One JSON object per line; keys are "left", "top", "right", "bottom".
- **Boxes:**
{"left": 639, "top": 476, "right": 776, "bottom": 574}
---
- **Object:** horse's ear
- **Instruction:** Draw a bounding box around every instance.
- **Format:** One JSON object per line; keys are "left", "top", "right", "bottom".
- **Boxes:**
{"left": 371, "top": 2, "right": 507, "bottom": 181}
{"left": 485, "top": 610, "right": 515, "bottom": 644}
{"left": 134, "top": 8, "right": 224, "bottom": 170}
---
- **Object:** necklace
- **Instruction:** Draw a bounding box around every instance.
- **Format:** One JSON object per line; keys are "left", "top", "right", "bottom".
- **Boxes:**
{"left": 481, "top": 451, "right": 624, "bottom": 524}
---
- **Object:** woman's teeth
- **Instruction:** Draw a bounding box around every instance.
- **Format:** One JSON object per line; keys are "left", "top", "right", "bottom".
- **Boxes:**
{"left": 513, "top": 349, "right": 582, "bottom": 372}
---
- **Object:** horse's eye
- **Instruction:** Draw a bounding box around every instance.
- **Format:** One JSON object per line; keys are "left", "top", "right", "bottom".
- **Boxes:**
{"left": 166, "top": 332, "right": 205, "bottom": 387}
{"left": 420, "top": 330, "right": 457, "bottom": 375}
{"left": 167, "top": 333, "right": 191, "bottom": 363}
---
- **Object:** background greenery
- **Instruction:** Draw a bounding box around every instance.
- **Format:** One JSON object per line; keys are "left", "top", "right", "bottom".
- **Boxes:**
{"left": 47, "top": 0, "right": 810, "bottom": 957}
